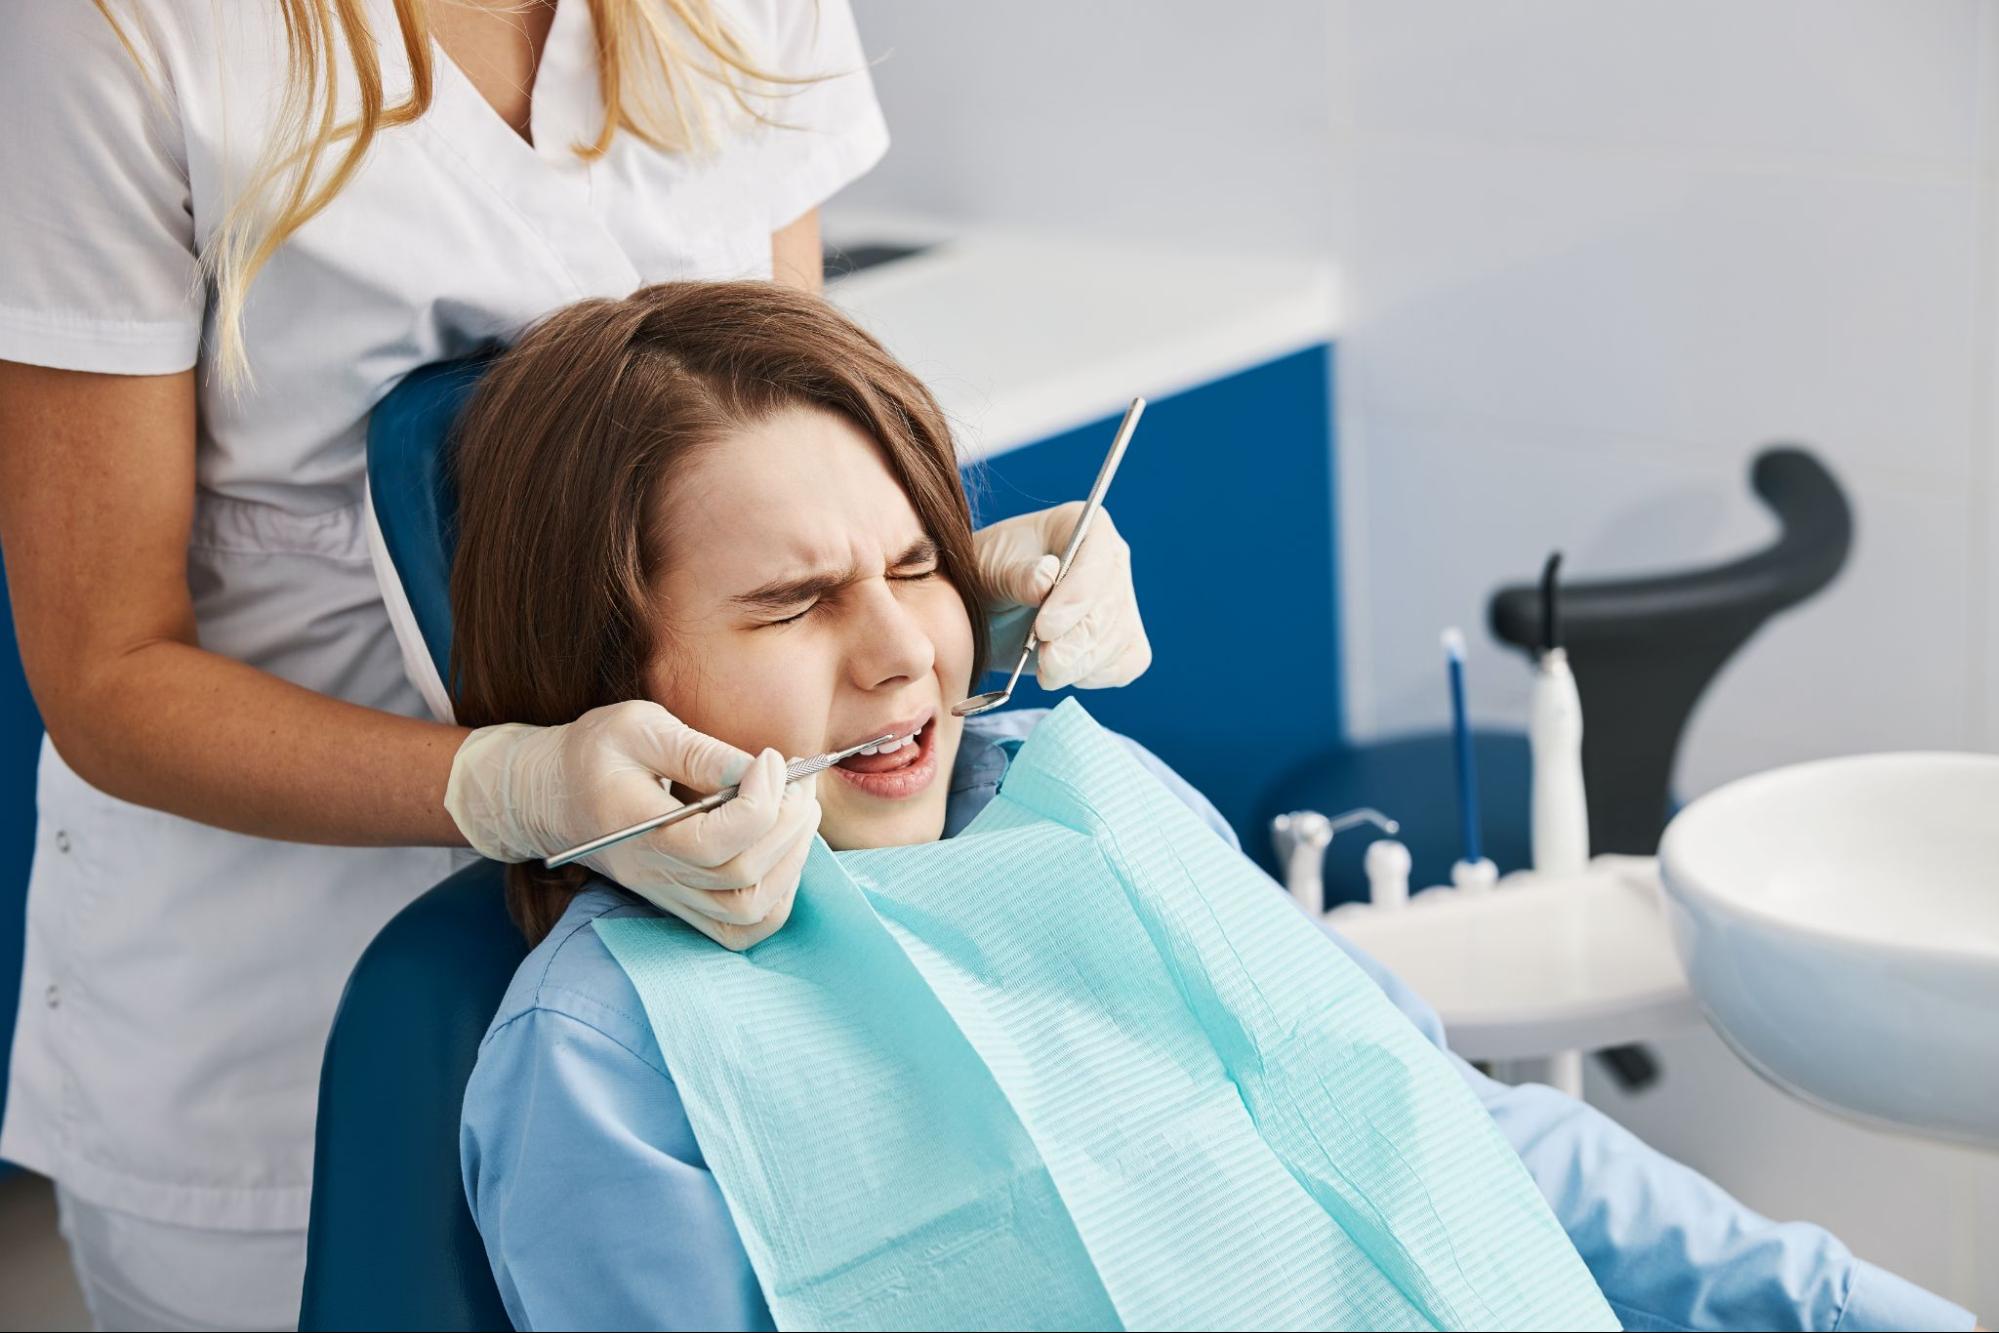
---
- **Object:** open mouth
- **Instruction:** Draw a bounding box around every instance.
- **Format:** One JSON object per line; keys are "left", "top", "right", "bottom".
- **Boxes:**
{"left": 831, "top": 711, "right": 940, "bottom": 800}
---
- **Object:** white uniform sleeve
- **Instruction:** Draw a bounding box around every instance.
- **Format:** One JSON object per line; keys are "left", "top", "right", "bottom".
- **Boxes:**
{"left": 0, "top": 4, "right": 202, "bottom": 374}
{"left": 735, "top": 0, "right": 891, "bottom": 230}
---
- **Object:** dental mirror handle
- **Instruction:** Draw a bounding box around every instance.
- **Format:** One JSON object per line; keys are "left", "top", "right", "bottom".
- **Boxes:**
{"left": 1046, "top": 396, "right": 1146, "bottom": 588}
{"left": 993, "top": 397, "right": 1147, "bottom": 694}
{"left": 547, "top": 786, "right": 739, "bottom": 869}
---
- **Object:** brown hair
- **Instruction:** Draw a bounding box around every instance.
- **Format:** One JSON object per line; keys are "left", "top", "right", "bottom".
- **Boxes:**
{"left": 450, "top": 281, "right": 993, "bottom": 943}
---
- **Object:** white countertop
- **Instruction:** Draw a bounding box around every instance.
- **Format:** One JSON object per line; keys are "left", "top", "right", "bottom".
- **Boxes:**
{"left": 825, "top": 221, "right": 1338, "bottom": 461}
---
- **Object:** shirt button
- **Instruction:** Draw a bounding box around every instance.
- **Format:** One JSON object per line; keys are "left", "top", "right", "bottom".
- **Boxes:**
{"left": 54, "top": 831, "right": 71, "bottom": 854}
{"left": 45, "top": 984, "right": 59, "bottom": 1009}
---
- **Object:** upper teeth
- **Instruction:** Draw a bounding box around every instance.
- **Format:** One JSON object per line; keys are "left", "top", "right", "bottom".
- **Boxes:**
{"left": 856, "top": 733, "right": 916, "bottom": 756}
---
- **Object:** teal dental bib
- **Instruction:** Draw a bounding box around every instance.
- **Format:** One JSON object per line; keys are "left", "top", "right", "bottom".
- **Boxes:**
{"left": 595, "top": 701, "right": 1616, "bottom": 1331}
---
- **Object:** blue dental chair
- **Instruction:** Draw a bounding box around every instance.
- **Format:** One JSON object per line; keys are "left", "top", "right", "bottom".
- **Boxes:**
{"left": 299, "top": 342, "right": 1356, "bottom": 1329}
{"left": 301, "top": 337, "right": 1853, "bottom": 1328}
{"left": 299, "top": 360, "right": 520, "bottom": 1332}
{"left": 302, "top": 340, "right": 1356, "bottom": 1327}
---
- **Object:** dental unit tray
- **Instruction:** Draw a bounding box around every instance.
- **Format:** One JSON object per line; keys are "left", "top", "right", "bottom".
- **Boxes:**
{"left": 1328, "top": 858, "right": 1699, "bottom": 1063}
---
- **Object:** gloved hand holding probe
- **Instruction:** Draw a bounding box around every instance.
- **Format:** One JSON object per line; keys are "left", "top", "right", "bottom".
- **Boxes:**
{"left": 446, "top": 700, "right": 821, "bottom": 950}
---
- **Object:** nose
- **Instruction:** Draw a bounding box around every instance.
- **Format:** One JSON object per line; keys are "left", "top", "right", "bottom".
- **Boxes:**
{"left": 844, "top": 578, "right": 936, "bottom": 691}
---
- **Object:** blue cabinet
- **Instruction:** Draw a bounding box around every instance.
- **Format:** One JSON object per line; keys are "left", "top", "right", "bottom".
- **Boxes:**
{"left": 964, "top": 345, "right": 1339, "bottom": 872}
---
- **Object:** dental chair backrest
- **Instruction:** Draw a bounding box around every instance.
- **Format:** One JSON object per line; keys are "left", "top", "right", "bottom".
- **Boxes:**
{"left": 300, "top": 858, "right": 523, "bottom": 1331}
{"left": 362, "top": 355, "right": 494, "bottom": 721}
{"left": 1488, "top": 445, "right": 1854, "bottom": 856}
{"left": 299, "top": 358, "right": 522, "bottom": 1331}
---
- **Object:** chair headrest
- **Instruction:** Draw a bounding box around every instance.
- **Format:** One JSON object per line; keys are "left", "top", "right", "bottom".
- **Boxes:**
{"left": 365, "top": 356, "right": 495, "bottom": 722}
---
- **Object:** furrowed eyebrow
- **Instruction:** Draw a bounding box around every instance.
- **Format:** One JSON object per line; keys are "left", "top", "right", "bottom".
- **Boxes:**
{"left": 728, "top": 537, "right": 939, "bottom": 613}
{"left": 894, "top": 537, "right": 940, "bottom": 569}
{"left": 727, "top": 571, "right": 848, "bottom": 615}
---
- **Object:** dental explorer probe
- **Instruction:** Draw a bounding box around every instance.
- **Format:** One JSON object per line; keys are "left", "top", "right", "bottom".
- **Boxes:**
{"left": 543, "top": 729, "right": 917, "bottom": 869}
{"left": 953, "top": 396, "right": 1146, "bottom": 718}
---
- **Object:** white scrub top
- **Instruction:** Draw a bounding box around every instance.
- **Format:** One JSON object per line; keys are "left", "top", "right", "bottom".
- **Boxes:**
{"left": 0, "top": 0, "right": 886, "bottom": 1230}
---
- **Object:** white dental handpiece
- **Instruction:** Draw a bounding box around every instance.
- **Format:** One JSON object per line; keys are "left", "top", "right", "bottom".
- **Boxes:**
{"left": 1530, "top": 554, "right": 1590, "bottom": 876}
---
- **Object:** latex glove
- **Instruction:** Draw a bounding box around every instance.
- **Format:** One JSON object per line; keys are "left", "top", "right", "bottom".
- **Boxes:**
{"left": 446, "top": 701, "right": 821, "bottom": 950}
{"left": 974, "top": 501, "right": 1153, "bottom": 691}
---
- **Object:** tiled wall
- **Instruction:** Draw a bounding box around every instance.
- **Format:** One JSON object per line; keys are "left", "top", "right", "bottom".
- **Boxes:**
{"left": 834, "top": 0, "right": 1998, "bottom": 1314}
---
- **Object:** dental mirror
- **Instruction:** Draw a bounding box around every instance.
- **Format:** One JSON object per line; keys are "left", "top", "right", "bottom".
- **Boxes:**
{"left": 952, "top": 396, "right": 1146, "bottom": 719}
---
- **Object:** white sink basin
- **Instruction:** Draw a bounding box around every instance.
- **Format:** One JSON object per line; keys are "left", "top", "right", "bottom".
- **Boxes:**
{"left": 1658, "top": 753, "right": 1999, "bottom": 1147}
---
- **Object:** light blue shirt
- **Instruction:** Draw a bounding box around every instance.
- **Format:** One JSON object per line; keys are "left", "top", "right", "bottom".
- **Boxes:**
{"left": 461, "top": 709, "right": 1974, "bottom": 1333}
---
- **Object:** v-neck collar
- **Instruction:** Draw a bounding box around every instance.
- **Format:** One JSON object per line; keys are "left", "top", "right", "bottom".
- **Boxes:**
{"left": 413, "top": 0, "right": 642, "bottom": 298}
{"left": 425, "top": 0, "right": 587, "bottom": 164}
{"left": 524, "top": 0, "right": 604, "bottom": 163}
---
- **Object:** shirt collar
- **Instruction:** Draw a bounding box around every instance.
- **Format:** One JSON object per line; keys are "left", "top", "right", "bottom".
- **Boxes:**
{"left": 940, "top": 716, "right": 1023, "bottom": 839}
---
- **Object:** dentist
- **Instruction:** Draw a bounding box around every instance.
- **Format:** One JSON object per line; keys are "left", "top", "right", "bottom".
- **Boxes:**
{"left": 0, "top": 3, "right": 1146, "bottom": 1328}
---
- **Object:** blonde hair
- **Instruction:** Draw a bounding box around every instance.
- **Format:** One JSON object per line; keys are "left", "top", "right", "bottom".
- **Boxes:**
{"left": 95, "top": 0, "right": 815, "bottom": 384}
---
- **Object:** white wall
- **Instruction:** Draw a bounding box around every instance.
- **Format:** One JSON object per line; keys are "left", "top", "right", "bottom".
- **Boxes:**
{"left": 839, "top": 0, "right": 1998, "bottom": 784}
{"left": 831, "top": 0, "right": 1998, "bottom": 1315}
{"left": 1329, "top": 0, "right": 1996, "bottom": 800}
{"left": 834, "top": 2, "right": 1341, "bottom": 255}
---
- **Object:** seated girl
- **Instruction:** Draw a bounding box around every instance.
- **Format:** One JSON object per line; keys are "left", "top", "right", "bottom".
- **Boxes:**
{"left": 451, "top": 282, "right": 1969, "bottom": 1333}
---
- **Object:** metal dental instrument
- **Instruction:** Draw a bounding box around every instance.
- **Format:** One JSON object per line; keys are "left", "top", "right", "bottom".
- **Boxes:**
{"left": 952, "top": 396, "right": 1146, "bottom": 719}
{"left": 544, "top": 729, "right": 916, "bottom": 869}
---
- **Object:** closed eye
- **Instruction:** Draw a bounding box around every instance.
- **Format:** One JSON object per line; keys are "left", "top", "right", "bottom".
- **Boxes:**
{"left": 762, "top": 603, "right": 819, "bottom": 628}
{"left": 758, "top": 563, "right": 939, "bottom": 627}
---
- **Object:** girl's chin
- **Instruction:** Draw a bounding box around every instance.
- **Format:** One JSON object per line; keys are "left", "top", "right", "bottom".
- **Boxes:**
{"left": 817, "top": 798, "right": 948, "bottom": 852}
